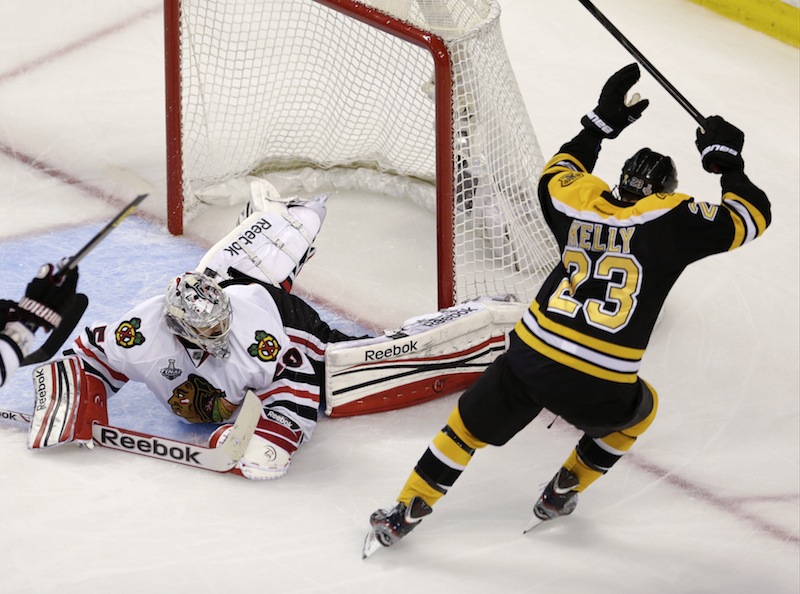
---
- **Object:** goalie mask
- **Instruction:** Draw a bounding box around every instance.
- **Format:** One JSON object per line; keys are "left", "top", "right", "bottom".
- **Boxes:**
{"left": 165, "top": 272, "right": 232, "bottom": 359}
{"left": 618, "top": 148, "right": 678, "bottom": 202}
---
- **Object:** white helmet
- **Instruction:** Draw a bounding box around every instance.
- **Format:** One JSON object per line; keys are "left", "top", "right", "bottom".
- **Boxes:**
{"left": 165, "top": 272, "right": 232, "bottom": 359}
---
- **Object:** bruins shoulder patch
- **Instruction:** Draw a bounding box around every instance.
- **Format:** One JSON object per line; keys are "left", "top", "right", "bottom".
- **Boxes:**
{"left": 559, "top": 171, "right": 583, "bottom": 187}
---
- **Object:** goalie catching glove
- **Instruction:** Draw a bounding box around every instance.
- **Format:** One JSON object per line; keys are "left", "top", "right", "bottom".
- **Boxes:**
{"left": 582, "top": 63, "right": 649, "bottom": 139}
{"left": 209, "top": 407, "right": 303, "bottom": 480}
{"left": 17, "top": 262, "right": 81, "bottom": 332}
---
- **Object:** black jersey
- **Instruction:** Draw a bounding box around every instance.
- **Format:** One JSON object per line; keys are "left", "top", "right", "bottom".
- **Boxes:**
{"left": 513, "top": 132, "right": 771, "bottom": 385}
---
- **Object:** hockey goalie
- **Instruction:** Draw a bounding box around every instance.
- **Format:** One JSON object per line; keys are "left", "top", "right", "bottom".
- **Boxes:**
{"left": 27, "top": 178, "right": 523, "bottom": 479}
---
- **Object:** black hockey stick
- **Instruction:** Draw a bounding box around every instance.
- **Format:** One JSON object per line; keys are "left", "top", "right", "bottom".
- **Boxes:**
{"left": 577, "top": 0, "right": 708, "bottom": 128}
{"left": 22, "top": 191, "right": 148, "bottom": 366}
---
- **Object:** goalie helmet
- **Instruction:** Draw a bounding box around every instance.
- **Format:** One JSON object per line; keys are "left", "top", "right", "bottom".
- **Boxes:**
{"left": 164, "top": 272, "right": 232, "bottom": 359}
{"left": 618, "top": 148, "right": 678, "bottom": 201}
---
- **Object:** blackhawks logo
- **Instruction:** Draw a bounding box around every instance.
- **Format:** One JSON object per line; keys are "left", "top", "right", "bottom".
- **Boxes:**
{"left": 168, "top": 374, "right": 233, "bottom": 423}
{"left": 248, "top": 330, "right": 281, "bottom": 362}
{"left": 115, "top": 318, "right": 145, "bottom": 348}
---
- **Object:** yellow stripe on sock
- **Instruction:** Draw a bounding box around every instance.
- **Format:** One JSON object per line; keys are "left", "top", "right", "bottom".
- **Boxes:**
{"left": 563, "top": 451, "right": 603, "bottom": 493}
{"left": 398, "top": 471, "right": 446, "bottom": 507}
{"left": 432, "top": 431, "right": 473, "bottom": 467}
{"left": 446, "top": 407, "right": 487, "bottom": 450}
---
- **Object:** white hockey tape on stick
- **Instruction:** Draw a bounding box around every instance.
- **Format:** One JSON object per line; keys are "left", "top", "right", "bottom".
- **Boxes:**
{"left": 103, "top": 164, "right": 156, "bottom": 196}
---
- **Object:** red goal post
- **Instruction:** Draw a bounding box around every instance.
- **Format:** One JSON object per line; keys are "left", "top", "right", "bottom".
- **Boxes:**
{"left": 163, "top": 0, "right": 558, "bottom": 308}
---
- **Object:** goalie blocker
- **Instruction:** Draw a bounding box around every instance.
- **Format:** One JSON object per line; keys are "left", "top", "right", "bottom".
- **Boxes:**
{"left": 325, "top": 297, "right": 527, "bottom": 417}
{"left": 28, "top": 355, "right": 108, "bottom": 449}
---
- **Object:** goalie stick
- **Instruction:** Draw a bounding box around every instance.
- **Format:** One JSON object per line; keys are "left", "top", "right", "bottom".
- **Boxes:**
{"left": 0, "top": 390, "right": 262, "bottom": 473}
{"left": 22, "top": 170, "right": 150, "bottom": 366}
{"left": 577, "top": 0, "right": 708, "bottom": 128}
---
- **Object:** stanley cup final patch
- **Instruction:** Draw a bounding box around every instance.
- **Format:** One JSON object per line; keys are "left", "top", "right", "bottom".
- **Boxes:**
{"left": 160, "top": 359, "right": 183, "bottom": 380}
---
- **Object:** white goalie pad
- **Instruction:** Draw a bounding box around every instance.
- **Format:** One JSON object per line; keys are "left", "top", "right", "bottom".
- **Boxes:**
{"left": 324, "top": 297, "right": 527, "bottom": 417}
{"left": 197, "top": 182, "right": 329, "bottom": 289}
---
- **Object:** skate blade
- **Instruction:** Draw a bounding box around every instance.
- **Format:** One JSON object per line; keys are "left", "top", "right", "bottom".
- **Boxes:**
{"left": 523, "top": 516, "right": 544, "bottom": 534}
{"left": 361, "top": 530, "right": 383, "bottom": 559}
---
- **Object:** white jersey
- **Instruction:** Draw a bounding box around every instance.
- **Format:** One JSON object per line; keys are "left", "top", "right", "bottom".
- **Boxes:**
{"left": 70, "top": 281, "right": 353, "bottom": 441}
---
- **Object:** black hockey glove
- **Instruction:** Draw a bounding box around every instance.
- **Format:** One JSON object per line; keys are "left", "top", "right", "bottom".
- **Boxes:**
{"left": 581, "top": 63, "right": 650, "bottom": 139}
{"left": 0, "top": 299, "right": 16, "bottom": 328}
{"left": 695, "top": 115, "right": 745, "bottom": 173}
{"left": 16, "top": 263, "right": 79, "bottom": 331}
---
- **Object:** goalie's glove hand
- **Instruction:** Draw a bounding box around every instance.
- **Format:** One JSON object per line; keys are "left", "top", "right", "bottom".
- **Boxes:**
{"left": 0, "top": 299, "right": 16, "bottom": 328}
{"left": 581, "top": 63, "right": 649, "bottom": 139}
{"left": 17, "top": 261, "right": 79, "bottom": 332}
{"left": 695, "top": 115, "right": 745, "bottom": 174}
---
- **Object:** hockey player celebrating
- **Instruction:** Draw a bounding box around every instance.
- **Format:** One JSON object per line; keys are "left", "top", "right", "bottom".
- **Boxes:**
{"left": 0, "top": 263, "right": 80, "bottom": 387}
{"left": 27, "top": 187, "right": 360, "bottom": 480}
{"left": 363, "top": 63, "right": 771, "bottom": 556}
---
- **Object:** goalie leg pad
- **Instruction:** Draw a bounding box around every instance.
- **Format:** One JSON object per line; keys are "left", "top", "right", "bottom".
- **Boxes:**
{"left": 197, "top": 190, "right": 329, "bottom": 291}
{"left": 325, "top": 298, "right": 527, "bottom": 417}
{"left": 28, "top": 355, "right": 108, "bottom": 449}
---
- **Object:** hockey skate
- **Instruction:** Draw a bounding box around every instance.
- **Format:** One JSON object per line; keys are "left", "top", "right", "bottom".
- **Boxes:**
{"left": 361, "top": 497, "right": 432, "bottom": 559}
{"left": 524, "top": 467, "right": 580, "bottom": 533}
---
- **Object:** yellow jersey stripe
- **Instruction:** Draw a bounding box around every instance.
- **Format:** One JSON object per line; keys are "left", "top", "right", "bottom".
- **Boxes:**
{"left": 725, "top": 193, "right": 769, "bottom": 238}
{"left": 547, "top": 170, "right": 693, "bottom": 228}
{"left": 724, "top": 203, "right": 748, "bottom": 249}
{"left": 514, "top": 321, "right": 638, "bottom": 383}
{"left": 529, "top": 300, "right": 645, "bottom": 360}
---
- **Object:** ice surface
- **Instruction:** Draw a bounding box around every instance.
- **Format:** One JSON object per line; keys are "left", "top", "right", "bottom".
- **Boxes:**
{"left": 0, "top": 1, "right": 797, "bottom": 592}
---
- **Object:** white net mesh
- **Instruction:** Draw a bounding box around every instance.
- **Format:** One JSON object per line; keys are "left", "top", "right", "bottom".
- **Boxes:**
{"left": 169, "top": 0, "right": 559, "bottom": 305}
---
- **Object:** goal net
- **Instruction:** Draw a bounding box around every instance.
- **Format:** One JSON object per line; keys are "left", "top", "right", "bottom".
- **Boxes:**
{"left": 164, "top": 0, "right": 559, "bottom": 308}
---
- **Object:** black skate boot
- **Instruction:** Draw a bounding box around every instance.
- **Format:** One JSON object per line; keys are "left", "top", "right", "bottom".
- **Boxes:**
{"left": 524, "top": 467, "right": 580, "bottom": 533}
{"left": 362, "top": 497, "right": 432, "bottom": 558}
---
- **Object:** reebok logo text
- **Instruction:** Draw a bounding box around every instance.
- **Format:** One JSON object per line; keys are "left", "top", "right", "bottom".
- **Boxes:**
{"left": 34, "top": 368, "right": 48, "bottom": 412}
{"left": 0, "top": 410, "right": 28, "bottom": 422}
{"left": 365, "top": 340, "right": 418, "bottom": 361}
{"left": 98, "top": 428, "right": 201, "bottom": 465}
{"left": 223, "top": 217, "right": 273, "bottom": 257}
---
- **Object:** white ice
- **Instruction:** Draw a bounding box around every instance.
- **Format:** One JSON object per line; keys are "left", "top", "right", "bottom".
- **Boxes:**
{"left": 0, "top": 1, "right": 798, "bottom": 592}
